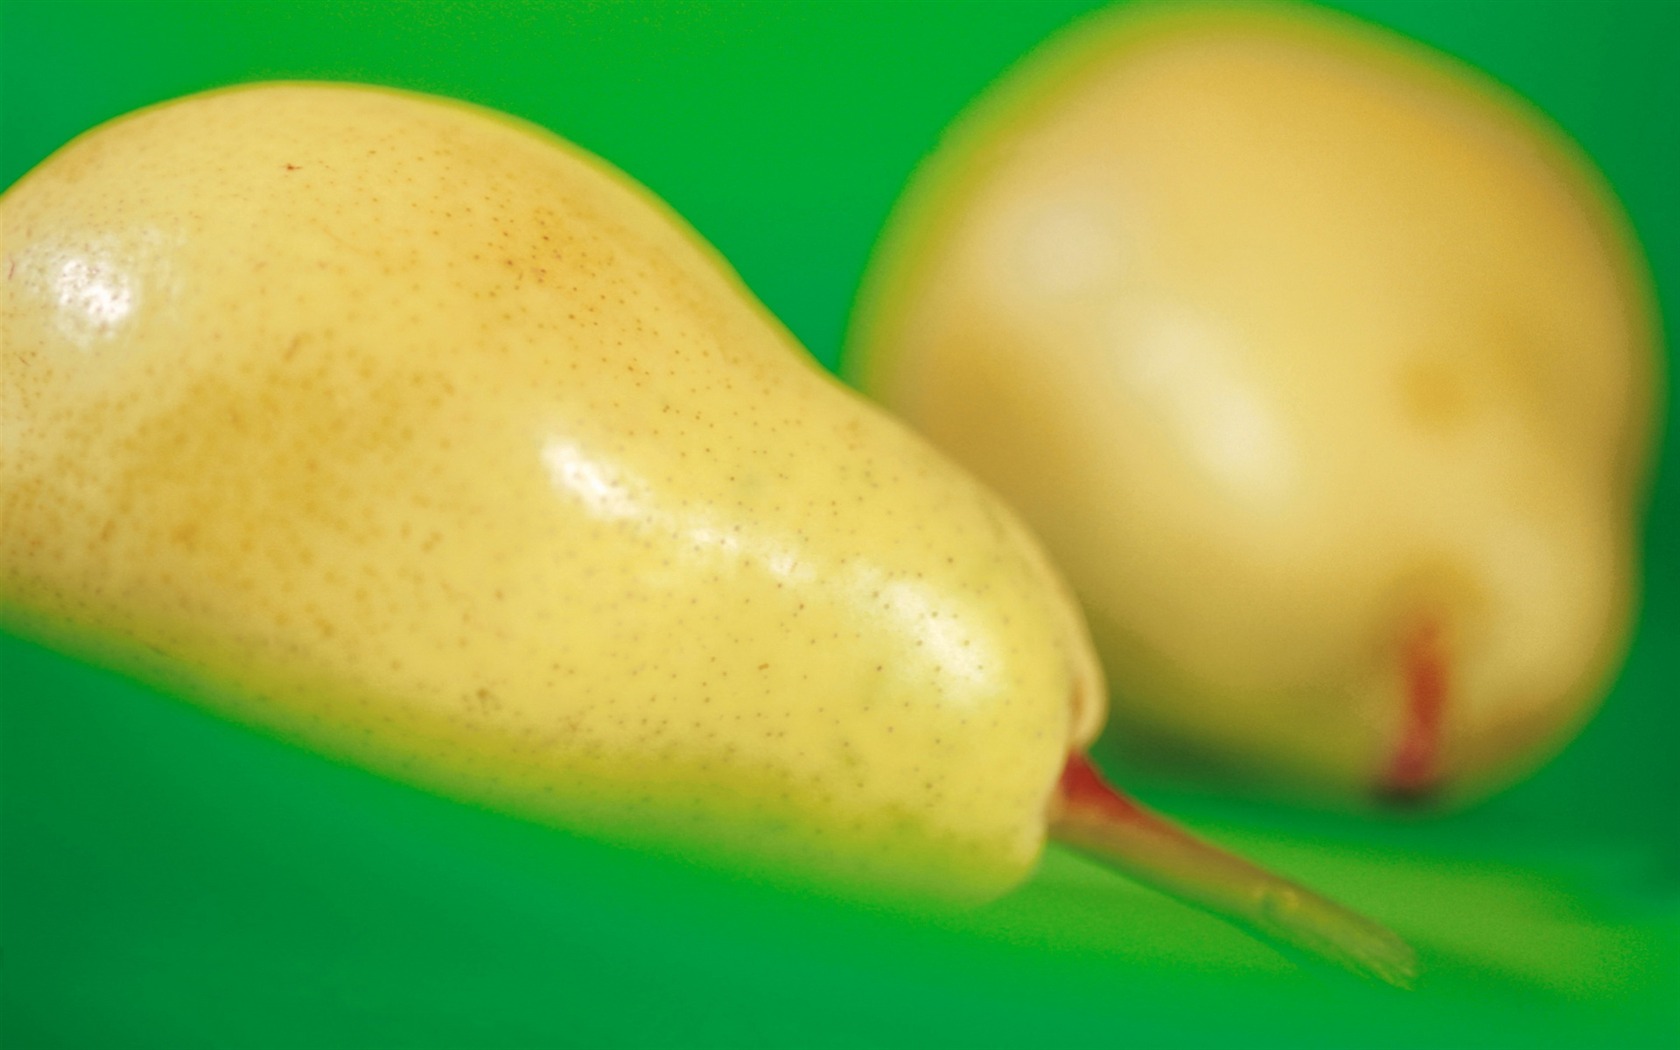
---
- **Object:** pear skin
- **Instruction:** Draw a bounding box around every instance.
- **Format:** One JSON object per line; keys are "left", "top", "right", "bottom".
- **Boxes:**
{"left": 0, "top": 82, "right": 1106, "bottom": 901}
{"left": 1, "top": 83, "right": 1411, "bottom": 982}
{"left": 846, "top": 6, "right": 1660, "bottom": 808}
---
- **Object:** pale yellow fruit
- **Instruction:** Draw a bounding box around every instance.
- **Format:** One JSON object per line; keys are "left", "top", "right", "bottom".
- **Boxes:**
{"left": 0, "top": 83, "right": 1106, "bottom": 900}
{"left": 0, "top": 84, "right": 1419, "bottom": 982}
{"left": 847, "top": 7, "right": 1659, "bottom": 805}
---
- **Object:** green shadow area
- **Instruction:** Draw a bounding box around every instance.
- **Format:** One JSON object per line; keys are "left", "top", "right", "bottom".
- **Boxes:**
{"left": 3, "top": 631, "right": 1676, "bottom": 1047}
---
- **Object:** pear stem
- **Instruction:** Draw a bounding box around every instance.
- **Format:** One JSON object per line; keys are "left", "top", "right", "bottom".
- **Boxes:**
{"left": 1379, "top": 620, "right": 1448, "bottom": 803}
{"left": 1049, "top": 755, "right": 1417, "bottom": 988}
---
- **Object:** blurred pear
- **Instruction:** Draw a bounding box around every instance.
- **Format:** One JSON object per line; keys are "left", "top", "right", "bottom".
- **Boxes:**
{"left": 847, "top": 6, "right": 1660, "bottom": 807}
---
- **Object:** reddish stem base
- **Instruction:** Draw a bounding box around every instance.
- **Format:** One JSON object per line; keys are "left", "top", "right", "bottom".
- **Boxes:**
{"left": 1051, "top": 754, "right": 1417, "bottom": 988}
{"left": 1379, "top": 622, "right": 1449, "bottom": 805}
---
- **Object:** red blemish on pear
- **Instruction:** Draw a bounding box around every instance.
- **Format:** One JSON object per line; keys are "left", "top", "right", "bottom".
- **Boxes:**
{"left": 1380, "top": 622, "right": 1448, "bottom": 803}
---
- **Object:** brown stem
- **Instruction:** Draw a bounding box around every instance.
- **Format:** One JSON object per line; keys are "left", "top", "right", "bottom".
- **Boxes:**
{"left": 1379, "top": 620, "right": 1448, "bottom": 804}
{"left": 1050, "top": 754, "right": 1417, "bottom": 988}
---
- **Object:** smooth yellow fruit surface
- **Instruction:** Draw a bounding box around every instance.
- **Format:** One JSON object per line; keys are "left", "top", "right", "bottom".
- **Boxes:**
{"left": 0, "top": 83, "right": 1105, "bottom": 899}
{"left": 847, "top": 7, "right": 1659, "bottom": 804}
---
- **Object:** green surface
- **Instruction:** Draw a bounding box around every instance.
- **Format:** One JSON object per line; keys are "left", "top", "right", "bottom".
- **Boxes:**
{"left": 2, "top": 1, "right": 1676, "bottom": 1046}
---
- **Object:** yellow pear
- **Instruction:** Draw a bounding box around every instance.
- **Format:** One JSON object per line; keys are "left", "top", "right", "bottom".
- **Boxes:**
{"left": 1, "top": 83, "right": 1411, "bottom": 981}
{"left": 847, "top": 7, "right": 1660, "bottom": 806}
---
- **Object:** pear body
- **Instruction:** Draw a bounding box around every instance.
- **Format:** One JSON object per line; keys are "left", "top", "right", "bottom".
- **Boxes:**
{"left": 847, "top": 8, "right": 1659, "bottom": 804}
{"left": 0, "top": 84, "right": 1104, "bottom": 898}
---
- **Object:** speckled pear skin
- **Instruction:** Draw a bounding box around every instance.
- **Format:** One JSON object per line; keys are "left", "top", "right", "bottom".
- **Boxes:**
{"left": 846, "top": 7, "right": 1658, "bottom": 806}
{"left": 0, "top": 84, "right": 1104, "bottom": 900}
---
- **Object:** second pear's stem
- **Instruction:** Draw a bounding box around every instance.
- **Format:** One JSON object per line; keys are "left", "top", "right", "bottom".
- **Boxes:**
{"left": 1380, "top": 620, "right": 1449, "bottom": 803}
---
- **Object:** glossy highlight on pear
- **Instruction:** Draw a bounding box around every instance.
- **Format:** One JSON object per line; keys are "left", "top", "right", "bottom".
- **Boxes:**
{"left": 2, "top": 82, "right": 1410, "bottom": 982}
{"left": 846, "top": 5, "right": 1660, "bottom": 809}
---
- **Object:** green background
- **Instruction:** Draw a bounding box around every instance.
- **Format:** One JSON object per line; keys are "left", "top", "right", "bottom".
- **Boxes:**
{"left": 1, "top": 0, "right": 1675, "bottom": 1046}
